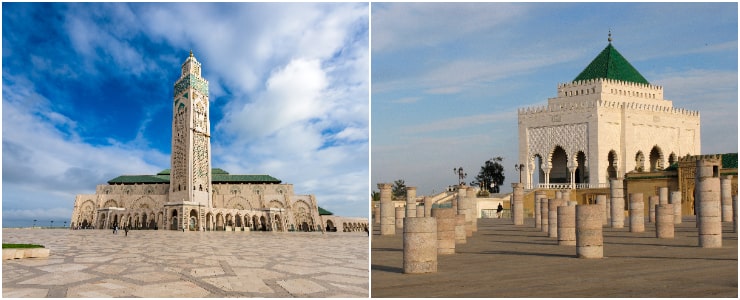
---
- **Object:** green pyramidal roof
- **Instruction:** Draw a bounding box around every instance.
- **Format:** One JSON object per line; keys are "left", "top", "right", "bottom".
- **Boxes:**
{"left": 573, "top": 43, "right": 649, "bottom": 85}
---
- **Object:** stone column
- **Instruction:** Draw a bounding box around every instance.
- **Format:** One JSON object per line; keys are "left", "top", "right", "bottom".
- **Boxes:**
{"left": 610, "top": 179, "right": 625, "bottom": 228}
{"left": 416, "top": 205, "right": 424, "bottom": 218}
{"left": 431, "top": 208, "right": 456, "bottom": 255}
{"left": 403, "top": 217, "right": 437, "bottom": 274}
{"left": 696, "top": 159, "right": 722, "bottom": 248}
{"left": 379, "top": 183, "right": 395, "bottom": 235}
{"left": 406, "top": 187, "right": 417, "bottom": 218}
{"left": 670, "top": 191, "right": 682, "bottom": 224}
{"left": 629, "top": 193, "right": 645, "bottom": 233}
{"left": 596, "top": 195, "right": 608, "bottom": 226}
{"left": 569, "top": 166, "right": 577, "bottom": 190}
{"left": 733, "top": 195, "right": 737, "bottom": 233}
{"left": 721, "top": 175, "right": 733, "bottom": 222}
{"left": 648, "top": 196, "right": 658, "bottom": 223}
{"left": 655, "top": 204, "right": 674, "bottom": 239}
{"left": 424, "top": 197, "right": 433, "bottom": 218}
{"left": 395, "top": 206, "right": 405, "bottom": 229}
{"left": 576, "top": 205, "right": 603, "bottom": 259}
{"left": 555, "top": 191, "right": 563, "bottom": 199}
{"left": 512, "top": 183, "right": 524, "bottom": 225}
{"left": 454, "top": 214, "right": 466, "bottom": 245}
{"left": 605, "top": 194, "right": 611, "bottom": 225}
{"left": 659, "top": 187, "right": 669, "bottom": 205}
{"left": 562, "top": 190, "right": 571, "bottom": 202}
{"left": 374, "top": 206, "right": 380, "bottom": 224}
{"left": 557, "top": 205, "right": 576, "bottom": 246}
{"left": 540, "top": 198, "right": 550, "bottom": 234}
{"left": 455, "top": 187, "right": 466, "bottom": 212}
{"left": 548, "top": 199, "right": 565, "bottom": 238}
{"left": 466, "top": 186, "right": 478, "bottom": 234}
{"left": 534, "top": 191, "right": 546, "bottom": 229}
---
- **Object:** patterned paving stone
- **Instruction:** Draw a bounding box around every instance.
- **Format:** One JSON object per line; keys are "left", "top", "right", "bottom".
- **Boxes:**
{"left": 3, "top": 229, "right": 368, "bottom": 297}
{"left": 277, "top": 278, "right": 327, "bottom": 295}
{"left": 202, "top": 275, "right": 273, "bottom": 293}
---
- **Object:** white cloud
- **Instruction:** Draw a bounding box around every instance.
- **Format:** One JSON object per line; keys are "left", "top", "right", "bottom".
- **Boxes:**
{"left": 218, "top": 58, "right": 328, "bottom": 140}
{"left": 372, "top": 3, "right": 530, "bottom": 53}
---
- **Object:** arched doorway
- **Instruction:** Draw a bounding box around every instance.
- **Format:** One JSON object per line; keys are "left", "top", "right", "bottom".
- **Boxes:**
{"left": 550, "top": 146, "right": 568, "bottom": 183}
{"left": 668, "top": 152, "right": 677, "bottom": 166}
{"left": 607, "top": 150, "right": 618, "bottom": 180}
{"left": 170, "top": 210, "right": 178, "bottom": 230}
{"left": 635, "top": 151, "right": 645, "bottom": 172}
{"left": 252, "top": 215, "right": 259, "bottom": 231}
{"left": 274, "top": 215, "right": 283, "bottom": 231}
{"left": 575, "top": 151, "right": 587, "bottom": 184}
{"left": 216, "top": 213, "right": 224, "bottom": 231}
{"left": 326, "top": 220, "right": 335, "bottom": 232}
{"left": 260, "top": 216, "right": 267, "bottom": 231}
{"left": 300, "top": 222, "right": 309, "bottom": 232}
{"left": 189, "top": 209, "right": 198, "bottom": 231}
{"left": 649, "top": 146, "right": 663, "bottom": 171}
{"left": 205, "top": 213, "right": 213, "bottom": 231}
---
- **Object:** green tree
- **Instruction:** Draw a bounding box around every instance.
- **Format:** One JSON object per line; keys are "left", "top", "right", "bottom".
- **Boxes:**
{"left": 475, "top": 157, "right": 505, "bottom": 193}
{"left": 392, "top": 179, "right": 406, "bottom": 200}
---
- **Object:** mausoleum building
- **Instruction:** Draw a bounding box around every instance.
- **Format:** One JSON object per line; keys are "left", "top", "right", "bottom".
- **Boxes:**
{"left": 518, "top": 36, "right": 701, "bottom": 189}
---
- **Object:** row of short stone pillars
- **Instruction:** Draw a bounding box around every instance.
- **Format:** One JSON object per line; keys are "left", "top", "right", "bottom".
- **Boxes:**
{"left": 377, "top": 184, "right": 479, "bottom": 274}
{"left": 390, "top": 158, "right": 734, "bottom": 273}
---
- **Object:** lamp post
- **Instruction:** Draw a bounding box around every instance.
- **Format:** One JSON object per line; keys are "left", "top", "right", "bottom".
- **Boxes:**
{"left": 33, "top": 219, "right": 37, "bottom": 228}
{"left": 50, "top": 220, "right": 54, "bottom": 229}
{"left": 64, "top": 221, "right": 67, "bottom": 229}
{"left": 514, "top": 163, "right": 525, "bottom": 183}
{"left": 453, "top": 167, "right": 467, "bottom": 186}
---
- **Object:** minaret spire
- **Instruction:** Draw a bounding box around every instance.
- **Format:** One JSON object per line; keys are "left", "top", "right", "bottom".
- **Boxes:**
{"left": 608, "top": 30, "right": 612, "bottom": 43}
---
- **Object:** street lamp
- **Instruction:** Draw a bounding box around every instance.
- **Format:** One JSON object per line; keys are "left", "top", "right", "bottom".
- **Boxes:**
{"left": 50, "top": 220, "right": 54, "bottom": 229}
{"left": 453, "top": 167, "right": 467, "bottom": 186}
{"left": 64, "top": 221, "right": 67, "bottom": 229}
{"left": 33, "top": 219, "right": 37, "bottom": 228}
{"left": 514, "top": 163, "right": 525, "bottom": 183}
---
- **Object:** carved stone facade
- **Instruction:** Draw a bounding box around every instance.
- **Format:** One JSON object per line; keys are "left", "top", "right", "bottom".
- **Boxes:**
{"left": 70, "top": 53, "right": 368, "bottom": 233}
{"left": 518, "top": 41, "right": 701, "bottom": 189}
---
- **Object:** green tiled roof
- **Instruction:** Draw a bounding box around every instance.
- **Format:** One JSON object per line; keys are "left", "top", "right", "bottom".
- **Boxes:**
{"left": 108, "top": 168, "right": 281, "bottom": 184}
{"left": 722, "top": 153, "right": 738, "bottom": 169}
{"left": 573, "top": 43, "right": 649, "bottom": 85}
{"left": 318, "top": 206, "right": 333, "bottom": 215}
{"left": 107, "top": 175, "right": 170, "bottom": 184}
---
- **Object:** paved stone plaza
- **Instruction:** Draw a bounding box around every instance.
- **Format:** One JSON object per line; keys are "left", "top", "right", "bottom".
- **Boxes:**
{"left": 3, "top": 229, "right": 368, "bottom": 297}
{"left": 372, "top": 217, "right": 737, "bottom": 297}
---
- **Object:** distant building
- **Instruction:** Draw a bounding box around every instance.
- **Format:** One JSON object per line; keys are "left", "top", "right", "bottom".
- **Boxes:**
{"left": 518, "top": 35, "right": 701, "bottom": 189}
{"left": 71, "top": 52, "right": 367, "bottom": 232}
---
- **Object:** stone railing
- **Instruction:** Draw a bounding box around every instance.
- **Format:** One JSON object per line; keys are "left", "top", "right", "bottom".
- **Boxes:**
{"left": 534, "top": 183, "right": 609, "bottom": 190}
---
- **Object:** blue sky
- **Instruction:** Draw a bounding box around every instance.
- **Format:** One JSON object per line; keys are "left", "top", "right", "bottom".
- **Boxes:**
{"left": 372, "top": 2, "right": 738, "bottom": 196}
{"left": 2, "top": 2, "right": 369, "bottom": 227}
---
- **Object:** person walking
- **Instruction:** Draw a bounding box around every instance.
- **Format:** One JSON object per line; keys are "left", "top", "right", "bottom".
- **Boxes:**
{"left": 124, "top": 226, "right": 129, "bottom": 237}
{"left": 497, "top": 203, "right": 504, "bottom": 218}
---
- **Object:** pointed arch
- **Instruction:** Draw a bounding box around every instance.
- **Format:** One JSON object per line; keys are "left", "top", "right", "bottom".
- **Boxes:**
{"left": 549, "top": 145, "right": 569, "bottom": 183}
{"left": 607, "top": 150, "right": 619, "bottom": 179}
{"left": 649, "top": 146, "right": 664, "bottom": 171}
{"left": 635, "top": 151, "right": 645, "bottom": 172}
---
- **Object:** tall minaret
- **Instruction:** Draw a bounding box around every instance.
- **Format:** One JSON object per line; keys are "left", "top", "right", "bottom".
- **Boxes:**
{"left": 170, "top": 51, "right": 212, "bottom": 207}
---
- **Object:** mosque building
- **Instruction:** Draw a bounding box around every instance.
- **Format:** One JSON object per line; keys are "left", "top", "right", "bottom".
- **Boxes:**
{"left": 70, "top": 52, "right": 368, "bottom": 233}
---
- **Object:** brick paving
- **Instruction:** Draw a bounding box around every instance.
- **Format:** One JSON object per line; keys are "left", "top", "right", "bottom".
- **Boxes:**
{"left": 371, "top": 217, "right": 737, "bottom": 297}
{"left": 3, "top": 229, "right": 368, "bottom": 297}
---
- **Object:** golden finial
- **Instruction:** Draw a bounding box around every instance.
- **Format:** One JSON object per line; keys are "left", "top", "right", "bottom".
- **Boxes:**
{"left": 189, "top": 49, "right": 193, "bottom": 57}
{"left": 608, "top": 30, "right": 612, "bottom": 43}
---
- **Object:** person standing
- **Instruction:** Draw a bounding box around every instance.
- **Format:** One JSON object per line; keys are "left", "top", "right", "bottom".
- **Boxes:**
{"left": 497, "top": 203, "right": 504, "bottom": 218}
